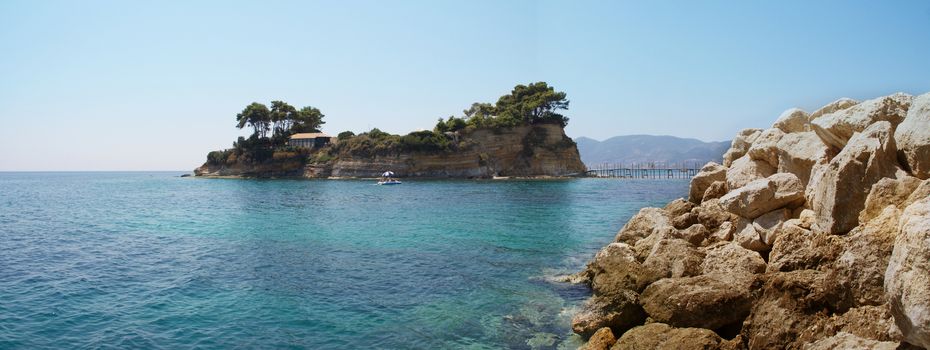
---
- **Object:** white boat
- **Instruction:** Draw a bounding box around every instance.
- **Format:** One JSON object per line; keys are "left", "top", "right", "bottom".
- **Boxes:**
{"left": 378, "top": 180, "right": 402, "bottom": 185}
{"left": 378, "top": 170, "right": 401, "bottom": 185}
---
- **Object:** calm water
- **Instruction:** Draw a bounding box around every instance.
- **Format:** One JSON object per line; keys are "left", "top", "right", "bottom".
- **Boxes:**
{"left": 0, "top": 172, "right": 688, "bottom": 349}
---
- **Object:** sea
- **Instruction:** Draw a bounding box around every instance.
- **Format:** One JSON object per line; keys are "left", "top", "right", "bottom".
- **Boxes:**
{"left": 0, "top": 172, "right": 689, "bottom": 349}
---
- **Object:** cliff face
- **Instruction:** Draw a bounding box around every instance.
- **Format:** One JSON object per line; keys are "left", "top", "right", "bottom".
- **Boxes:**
{"left": 195, "top": 124, "right": 586, "bottom": 178}
{"left": 573, "top": 92, "right": 930, "bottom": 350}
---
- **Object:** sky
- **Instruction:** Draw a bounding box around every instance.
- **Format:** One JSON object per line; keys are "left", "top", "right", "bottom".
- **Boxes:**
{"left": 1, "top": 1, "right": 929, "bottom": 171}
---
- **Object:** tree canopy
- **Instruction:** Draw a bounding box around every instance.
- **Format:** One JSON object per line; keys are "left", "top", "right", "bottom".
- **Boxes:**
{"left": 434, "top": 81, "right": 570, "bottom": 132}
{"left": 236, "top": 101, "right": 325, "bottom": 144}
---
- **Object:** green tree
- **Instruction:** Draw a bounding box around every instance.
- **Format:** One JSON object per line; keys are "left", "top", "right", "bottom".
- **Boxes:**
{"left": 337, "top": 131, "right": 355, "bottom": 140}
{"left": 463, "top": 102, "right": 495, "bottom": 127}
{"left": 495, "top": 82, "right": 570, "bottom": 127}
{"left": 292, "top": 106, "right": 325, "bottom": 133}
{"left": 434, "top": 117, "right": 450, "bottom": 133}
{"left": 269, "top": 100, "right": 297, "bottom": 136}
{"left": 236, "top": 102, "right": 271, "bottom": 138}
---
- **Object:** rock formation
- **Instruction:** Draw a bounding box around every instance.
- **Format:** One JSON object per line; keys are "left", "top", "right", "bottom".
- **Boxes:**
{"left": 573, "top": 92, "right": 930, "bottom": 349}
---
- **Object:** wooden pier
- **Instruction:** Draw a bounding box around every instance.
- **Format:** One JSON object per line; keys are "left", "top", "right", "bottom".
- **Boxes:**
{"left": 584, "top": 161, "right": 703, "bottom": 179}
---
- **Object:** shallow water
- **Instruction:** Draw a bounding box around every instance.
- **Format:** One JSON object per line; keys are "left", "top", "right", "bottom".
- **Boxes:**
{"left": 0, "top": 172, "right": 688, "bottom": 349}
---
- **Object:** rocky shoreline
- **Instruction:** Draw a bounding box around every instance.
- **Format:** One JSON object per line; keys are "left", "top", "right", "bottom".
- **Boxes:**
{"left": 571, "top": 92, "right": 930, "bottom": 349}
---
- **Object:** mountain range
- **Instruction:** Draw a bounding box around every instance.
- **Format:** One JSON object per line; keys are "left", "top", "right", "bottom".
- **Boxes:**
{"left": 575, "top": 135, "right": 730, "bottom": 166}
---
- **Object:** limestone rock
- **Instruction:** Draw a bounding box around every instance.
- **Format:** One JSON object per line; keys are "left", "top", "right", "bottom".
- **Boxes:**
{"left": 811, "top": 93, "right": 912, "bottom": 149}
{"left": 691, "top": 199, "right": 735, "bottom": 231}
{"left": 678, "top": 224, "right": 709, "bottom": 246}
{"left": 808, "top": 121, "right": 899, "bottom": 234}
{"left": 690, "top": 162, "right": 727, "bottom": 204}
{"left": 885, "top": 199, "right": 930, "bottom": 348}
{"left": 832, "top": 207, "right": 901, "bottom": 307}
{"left": 727, "top": 155, "right": 776, "bottom": 190}
{"left": 709, "top": 221, "right": 736, "bottom": 242}
{"left": 895, "top": 92, "right": 930, "bottom": 179}
{"left": 719, "top": 173, "right": 805, "bottom": 219}
{"left": 773, "top": 108, "right": 811, "bottom": 133}
{"left": 672, "top": 212, "right": 698, "bottom": 230}
{"left": 797, "top": 305, "right": 901, "bottom": 345}
{"left": 642, "top": 238, "right": 704, "bottom": 279}
{"left": 777, "top": 131, "right": 833, "bottom": 186}
{"left": 701, "top": 241, "right": 766, "bottom": 275}
{"left": 803, "top": 332, "right": 898, "bottom": 350}
{"left": 614, "top": 208, "right": 673, "bottom": 246}
{"left": 734, "top": 217, "right": 769, "bottom": 252}
{"left": 641, "top": 272, "right": 761, "bottom": 330}
{"left": 798, "top": 209, "right": 817, "bottom": 229}
{"left": 742, "top": 270, "right": 846, "bottom": 349}
{"left": 809, "top": 97, "right": 859, "bottom": 122}
{"left": 754, "top": 208, "right": 792, "bottom": 246}
{"left": 860, "top": 175, "right": 921, "bottom": 223}
{"left": 571, "top": 291, "right": 646, "bottom": 338}
{"left": 588, "top": 243, "right": 659, "bottom": 295}
{"left": 613, "top": 323, "right": 741, "bottom": 350}
{"left": 663, "top": 198, "right": 695, "bottom": 218}
{"left": 723, "top": 128, "right": 763, "bottom": 167}
{"left": 702, "top": 180, "right": 728, "bottom": 202}
{"left": 580, "top": 327, "right": 615, "bottom": 350}
{"left": 767, "top": 224, "right": 843, "bottom": 273}
{"left": 747, "top": 128, "right": 786, "bottom": 169}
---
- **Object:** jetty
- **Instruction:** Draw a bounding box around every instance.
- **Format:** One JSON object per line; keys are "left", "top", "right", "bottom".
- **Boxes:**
{"left": 583, "top": 161, "right": 703, "bottom": 179}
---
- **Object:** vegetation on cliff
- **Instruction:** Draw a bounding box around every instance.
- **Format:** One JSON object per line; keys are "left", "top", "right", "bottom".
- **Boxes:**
{"left": 202, "top": 82, "right": 575, "bottom": 169}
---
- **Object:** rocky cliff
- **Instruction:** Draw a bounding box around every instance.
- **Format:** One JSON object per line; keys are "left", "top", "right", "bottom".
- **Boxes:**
{"left": 572, "top": 92, "right": 930, "bottom": 350}
{"left": 195, "top": 124, "right": 586, "bottom": 178}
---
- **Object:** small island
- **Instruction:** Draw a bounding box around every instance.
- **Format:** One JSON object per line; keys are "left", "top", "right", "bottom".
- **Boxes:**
{"left": 195, "top": 82, "right": 587, "bottom": 178}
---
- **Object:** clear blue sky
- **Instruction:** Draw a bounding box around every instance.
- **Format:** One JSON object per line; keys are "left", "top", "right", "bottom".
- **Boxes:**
{"left": 2, "top": 0, "right": 929, "bottom": 171}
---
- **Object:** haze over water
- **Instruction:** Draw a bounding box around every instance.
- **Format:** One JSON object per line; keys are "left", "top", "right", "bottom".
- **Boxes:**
{"left": 0, "top": 173, "right": 688, "bottom": 349}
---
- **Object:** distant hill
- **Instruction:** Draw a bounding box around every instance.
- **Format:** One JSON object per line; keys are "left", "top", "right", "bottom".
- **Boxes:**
{"left": 575, "top": 135, "right": 730, "bottom": 166}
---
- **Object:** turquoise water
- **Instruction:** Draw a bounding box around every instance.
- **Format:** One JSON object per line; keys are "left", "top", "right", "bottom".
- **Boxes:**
{"left": 0, "top": 172, "right": 688, "bottom": 349}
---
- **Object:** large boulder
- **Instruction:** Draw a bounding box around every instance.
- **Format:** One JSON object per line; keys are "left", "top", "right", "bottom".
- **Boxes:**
{"left": 663, "top": 198, "right": 695, "bottom": 218}
{"left": 767, "top": 224, "right": 843, "bottom": 273}
{"left": 587, "top": 243, "right": 659, "bottom": 295}
{"left": 641, "top": 272, "right": 761, "bottom": 330}
{"left": 894, "top": 92, "right": 930, "bottom": 179}
{"left": 642, "top": 238, "right": 704, "bottom": 279}
{"left": 810, "top": 92, "right": 912, "bottom": 149}
{"left": 753, "top": 208, "right": 792, "bottom": 246}
{"left": 613, "top": 323, "right": 741, "bottom": 350}
{"left": 719, "top": 173, "right": 805, "bottom": 219}
{"left": 832, "top": 206, "right": 900, "bottom": 307}
{"left": 580, "top": 327, "right": 615, "bottom": 350}
{"left": 727, "top": 155, "right": 776, "bottom": 190}
{"left": 723, "top": 128, "right": 763, "bottom": 167}
{"left": 742, "top": 270, "right": 846, "bottom": 349}
{"left": 747, "top": 128, "right": 785, "bottom": 169}
{"left": 808, "top": 121, "right": 900, "bottom": 234}
{"left": 809, "top": 97, "right": 859, "bottom": 122}
{"left": 571, "top": 291, "right": 646, "bottom": 338}
{"left": 804, "top": 332, "right": 899, "bottom": 350}
{"left": 859, "top": 175, "right": 921, "bottom": 223}
{"left": 691, "top": 198, "right": 736, "bottom": 231}
{"left": 614, "top": 208, "right": 674, "bottom": 246}
{"left": 776, "top": 131, "right": 833, "bottom": 186}
{"left": 701, "top": 241, "right": 766, "bottom": 275}
{"left": 773, "top": 108, "right": 811, "bottom": 133}
{"left": 885, "top": 198, "right": 930, "bottom": 348}
{"left": 690, "top": 162, "right": 727, "bottom": 204}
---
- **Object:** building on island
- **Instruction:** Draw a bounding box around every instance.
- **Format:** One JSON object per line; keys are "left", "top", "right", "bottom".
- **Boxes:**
{"left": 288, "top": 132, "right": 332, "bottom": 149}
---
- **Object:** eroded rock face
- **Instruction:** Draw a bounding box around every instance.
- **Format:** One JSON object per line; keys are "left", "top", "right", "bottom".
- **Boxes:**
{"left": 808, "top": 121, "right": 899, "bottom": 234}
{"left": 701, "top": 241, "right": 766, "bottom": 275}
{"left": 571, "top": 291, "right": 646, "bottom": 338}
{"left": 702, "top": 180, "right": 728, "bottom": 202}
{"left": 832, "top": 207, "right": 900, "bottom": 307}
{"left": 811, "top": 93, "right": 912, "bottom": 149}
{"left": 773, "top": 108, "right": 811, "bottom": 133}
{"left": 895, "top": 92, "right": 930, "bottom": 179}
{"left": 727, "top": 155, "right": 776, "bottom": 190}
{"left": 885, "top": 199, "right": 930, "bottom": 348}
{"left": 613, "top": 323, "right": 741, "bottom": 350}
{"left": 642, "top": 238, "right": 704, "bottom": 279}
{"left": 692, "top": 199, "right": 735, "bottom": 231}
{"left": 723, "top": 128, "right": 763, "bottom": 167}
{"left": 776, "top": 131, "right": 833, "bottom": 187}
{"left": 719, "top": 173, "right": 805, "bottom": 219}
{"left": 587, "top": 243, "right": 658, "bottom": 295}
{"left": 641, "top": 272, "right": 761, "bottom": 330}
{"left": 690, "top": 162, "right": 727, "bottom": 204}
{"left": 859, "top": 175, "right": 921, "bottom": 224}
{"left": 804, "top": 332, "right": 899, "bottom": 350}
{"left": 809, "top": 97, "right": 859, "bottom": 122}
{"left": 754, "top": 208, "right": 792, "bottom": 246}
{"left": 767, "top": 223, "right": 843, "bottom": 273}
{"left": 747, "top": 128, "right": 785, "bottom": 169}
{"left": 734, "top": 217, "right": 769, "bottom": 252}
